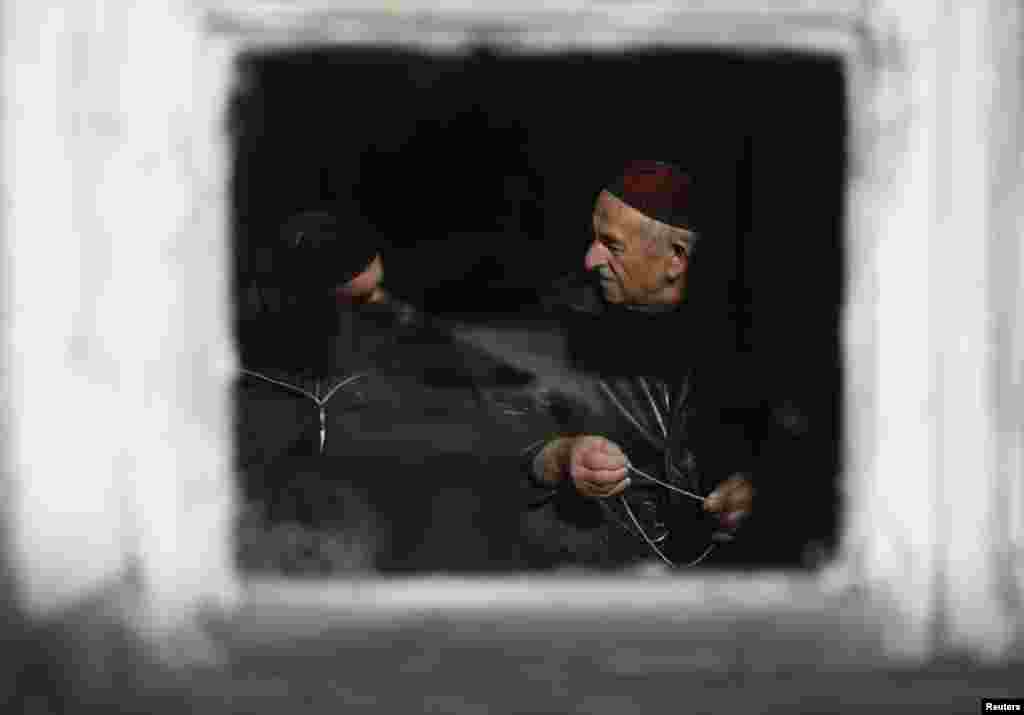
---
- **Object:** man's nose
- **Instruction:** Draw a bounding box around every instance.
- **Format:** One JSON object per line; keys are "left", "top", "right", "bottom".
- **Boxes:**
{"left": 584, "top": 239, "right": 608, "bottom": 271}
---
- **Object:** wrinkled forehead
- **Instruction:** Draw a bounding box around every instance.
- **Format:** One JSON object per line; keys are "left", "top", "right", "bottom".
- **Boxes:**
{"left": 592, "top": 190, "right": 653, "bottom": 237}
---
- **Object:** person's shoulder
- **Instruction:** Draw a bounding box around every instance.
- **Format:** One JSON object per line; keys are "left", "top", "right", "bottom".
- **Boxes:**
{"left": 368, "top": 294, "right": 496, "bottom": 389}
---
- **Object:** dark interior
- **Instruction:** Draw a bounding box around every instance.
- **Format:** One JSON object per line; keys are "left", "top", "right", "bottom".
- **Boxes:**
{"left": 229, "top": 46, "right": 846, "bottom": 571}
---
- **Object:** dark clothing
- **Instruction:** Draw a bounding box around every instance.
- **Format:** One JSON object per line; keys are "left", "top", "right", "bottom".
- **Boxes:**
{"left": 234, "top": 294, "right": 538, "bottom": 572}
{"left": 519, "top": 278, "right": 758, "bottom": 569}
{"left": 235, "top": 296, "right": 493, "bottom": 471}
{"left": 238, "top": 454, "right": 534, "bottom": 574}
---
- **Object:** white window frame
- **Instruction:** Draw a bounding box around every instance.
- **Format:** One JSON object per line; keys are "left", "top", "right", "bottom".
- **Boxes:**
{"left": 3, "top": 0, "right": 1021, "bottom": 665}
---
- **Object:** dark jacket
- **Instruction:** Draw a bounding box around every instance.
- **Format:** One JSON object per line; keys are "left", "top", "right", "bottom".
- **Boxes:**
{"left": 235, "top": 295, "right": 507, "bottom": 468}
{"left": 518, "top": 279, "right": 759, "bottom": 569}
{"left": 234, "top": 294, "right": 539, "bottom": 572}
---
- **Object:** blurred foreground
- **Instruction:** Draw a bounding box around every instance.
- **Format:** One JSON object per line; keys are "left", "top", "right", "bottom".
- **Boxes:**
{"left": 10, "top": 586, "right": 1021, "bottom": 714}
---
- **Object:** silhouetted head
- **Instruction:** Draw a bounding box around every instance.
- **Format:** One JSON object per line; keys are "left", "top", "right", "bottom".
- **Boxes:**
{"left": 277, "top": 209, "right": 385, "bottom": 308}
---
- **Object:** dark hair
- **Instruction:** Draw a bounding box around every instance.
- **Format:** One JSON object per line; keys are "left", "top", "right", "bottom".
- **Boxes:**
{"left": 275, "top": 208, "right": 380, "bottom": 297}
{"left": 237, "top": 207, "right": 383, "bottom": 374}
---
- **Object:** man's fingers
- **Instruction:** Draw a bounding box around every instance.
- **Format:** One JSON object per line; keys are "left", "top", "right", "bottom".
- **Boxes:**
{"left": 582, "top": 474, "right": 630, "bottom": 499}
{"left": 571, "top": 463, "right": 630, "bottom": 497}
{"left": 604, "top": 475, "right": 631, "bottom": 498}
{"left": 704, "top": 476, "right": 754, "bottom": 513}
{"left": 595, "top": 437, "right": 626, "bottom": 458}
{"left": 574, "top": 466, "right": 628, "bottom": 486}
{"left": 725, "top": 486, "right": 754, "bottom": 513}
{"left": 583, "top": 449, "right": 627, "bottom": 471}
{"left": 581, "top": 437, "right": 626, "bottom": 460}
{"left": 718, "top": 510, "right": 749, "bottom": 531}
{"left": 571, "top": 438, "right": 627, "bottom": 479}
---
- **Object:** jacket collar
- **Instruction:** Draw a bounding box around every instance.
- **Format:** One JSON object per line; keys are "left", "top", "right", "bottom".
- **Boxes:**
{"left": 543, "top": 273, "right": 701, "bottom": 381}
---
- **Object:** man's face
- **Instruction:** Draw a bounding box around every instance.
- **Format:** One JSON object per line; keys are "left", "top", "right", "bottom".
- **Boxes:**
{"left": 584, "top": 191, "right": 682, "bottom": 306}
{"left": 334, "top": 254, "right": 385, "bottom": 307}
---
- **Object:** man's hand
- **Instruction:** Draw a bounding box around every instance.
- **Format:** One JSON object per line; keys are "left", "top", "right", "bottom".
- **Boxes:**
{"left": 703, "top": 474, "right": 754, "bottom": 539}
{"left": 568, "top": 436, "right": 629, "bottom": 498}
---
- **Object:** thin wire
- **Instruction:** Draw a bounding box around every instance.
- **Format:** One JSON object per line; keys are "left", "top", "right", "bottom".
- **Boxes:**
{"left": 319, "top": 372, "right": 368, "bottom": 404}
{"left": 619, "top": 495, "right": 674, "bottom": 567}
{"left": 638, "top": 377, "right": 669, "bottom": 439}
{"left": 241, "top": 368, "right": 366, "bottom": 406}
{"left": 241, "top": 367, "right": 320, "bottom": 403}
{"left": 657, "top": 380, "right": 672, "bottom": 419}
{"left": 623, "top": 458, "right": 718, "bottom": 567}
{"left": 618, "top": 495, "right": 718, "bottom": 568}
{"left": 626, "top": 461, "right": 705, "bottom": 504}
{"left": 682, "top": 543, "right": 717, "bottom": 567}
{"left": 601, "top": 373, "right": 718, "bottom": 568}
{"left": 597, "top": 380, "right": 663, "bottom": 450}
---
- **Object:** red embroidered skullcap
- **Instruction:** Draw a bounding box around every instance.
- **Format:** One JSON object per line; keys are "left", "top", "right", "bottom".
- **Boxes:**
{"left": 604, "top": 160, "right": 694, "bottom": 231}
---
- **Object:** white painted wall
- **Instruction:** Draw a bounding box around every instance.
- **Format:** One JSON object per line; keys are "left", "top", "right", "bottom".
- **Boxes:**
{"left": 932, "top": 0, "right": 1022, "bottom": 658}
{"left": 0, "top": 0, "right": 1019, "bottom": 665}
{"left": 843, "top": 0, "right": 1024, "bottom": 658}
{"left": 0, "top": 1, "right": 240, "bottom": 632}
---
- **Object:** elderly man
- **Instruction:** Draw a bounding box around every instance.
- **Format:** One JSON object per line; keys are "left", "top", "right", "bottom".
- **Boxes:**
{"left": 521, "top": 161, "right": 756, "bottom": 569}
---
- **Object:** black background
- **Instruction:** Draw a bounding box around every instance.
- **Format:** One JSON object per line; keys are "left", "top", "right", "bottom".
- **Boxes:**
{"left": 229, "top": 46, "right": 846, "bottom": 568}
